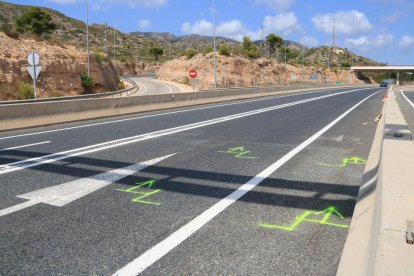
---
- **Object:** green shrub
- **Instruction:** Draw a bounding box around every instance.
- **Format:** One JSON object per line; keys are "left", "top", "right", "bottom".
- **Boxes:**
{"left": 15, "top": 7, "right": 56, "bottom": 35}
{"left": 241, "top": 36, "right": 260, "bottom": 59}
{"left": 219, "top": 44, "right": 230, "bottom": 56}
{"left": 80, "top": 71, "right": 93, "bottom": 94}
{"left": 185, "top": 48, "right": 197, "bottom": 59}
{"left": 203, "top": 46, "right": 213, "bottom": 54}
{"left": 18, "top": 81, "right": 34, "bottom": 100}
{"left": 92, "top": 48, "right": 105, "bottom": 63}
{"left": 118, "top": 81, "right": 126, "bottom": 90}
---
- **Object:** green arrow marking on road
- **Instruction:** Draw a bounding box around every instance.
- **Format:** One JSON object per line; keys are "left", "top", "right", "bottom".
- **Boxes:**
{"left": 259, "top": 207, "right": 349, "bottom": 232}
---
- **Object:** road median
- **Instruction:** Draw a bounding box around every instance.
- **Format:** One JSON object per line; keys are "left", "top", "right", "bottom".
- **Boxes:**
{"left": 338, "top": 87, "right": 414, "bottom": 275}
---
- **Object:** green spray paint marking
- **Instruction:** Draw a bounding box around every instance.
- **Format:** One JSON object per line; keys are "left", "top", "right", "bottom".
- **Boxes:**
{"left": 318, "top": 156, "right": 367, "bottom": 168}
{"left": 116, "top": 180, "right": 162, "bottom": 205}
{"left": 218, "top": 146, "right": 257, "bottom": 159}
{"left": 259, "top": 207, "right": 349, "bottom": 232}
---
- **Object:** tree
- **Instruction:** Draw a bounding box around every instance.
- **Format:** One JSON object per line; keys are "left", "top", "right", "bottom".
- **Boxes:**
{"left": 15, "top": 7, "right": 56, "bottom": 35}
{"left": 242, "top": 36, "right": 260, "bottom": 59}
{"left": 266, "top": 34, "right": 283, "bottom": 58}
{"left": 149, "top": 46, "right": 164, "bottom": 61}
{"left": 219, "top": 44, "right": 230, "bottom": 56}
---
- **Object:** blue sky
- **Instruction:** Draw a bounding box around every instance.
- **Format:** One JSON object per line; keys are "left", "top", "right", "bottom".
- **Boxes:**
{"left": 5, "top": 0, "right": 414, "bottom": 64}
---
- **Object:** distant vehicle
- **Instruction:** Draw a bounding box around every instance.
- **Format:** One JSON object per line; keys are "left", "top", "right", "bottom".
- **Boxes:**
{"left": 380, "top": 79, "right": 394, "bottom": 87}
{"left": 380, "top": 82, "right": 388, "bottom": 87}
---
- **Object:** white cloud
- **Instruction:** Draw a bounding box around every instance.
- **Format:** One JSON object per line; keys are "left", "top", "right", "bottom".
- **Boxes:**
{"left": 138, "top": 19, "right": 151, "bottom": 30}
{"left": 345, "top": 36, "right": 371, "bottom": 52}
{"left": 263, "top": 12, "right": 301, "bottom": 35}
{"left": 399, "top": 35, "right": 414, "bottom": 49}
{"left": 182, "top": 20, "right": 213, "bottom": 36}
{"left": 255, "top": 0, "right": 296, "bottom": 12}
{"left": 312, "top": 10, "right": 372, "bottom": 35}
{"left": 373, "top": 34, "right": 393, "bottom": 48}
{"left": 383, "top": 10, "right": 406, "bottom": 22}
{"left": 299, "top": 36, "right": 319, "bottom": 47}
{"left": 181, "top": 19, "right": 257, "bottom": 41}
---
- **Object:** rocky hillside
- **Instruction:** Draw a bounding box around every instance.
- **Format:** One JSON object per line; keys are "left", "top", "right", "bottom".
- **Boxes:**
{"left": 0, "top": 32, "right": 119, "bottom": 100}
{"left": 157, "top": 54, "right": 364, "bottom": 91}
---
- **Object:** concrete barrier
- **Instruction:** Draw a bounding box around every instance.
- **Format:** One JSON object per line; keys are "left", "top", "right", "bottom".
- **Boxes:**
{"left": 0, "top": 84, "right": 367, "bottom": 131}
{"left": 338, "top": 87, "right": 414, "bottom": 275}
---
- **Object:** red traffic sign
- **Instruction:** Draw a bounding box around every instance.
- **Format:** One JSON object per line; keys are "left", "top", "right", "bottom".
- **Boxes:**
{"left": 189, "top": 69, "right": 197, "bottom": 79}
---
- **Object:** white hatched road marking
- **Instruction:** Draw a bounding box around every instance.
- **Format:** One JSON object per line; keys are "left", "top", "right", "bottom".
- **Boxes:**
{"left": 0, "top": 154, "right": 175, "bottom": 218}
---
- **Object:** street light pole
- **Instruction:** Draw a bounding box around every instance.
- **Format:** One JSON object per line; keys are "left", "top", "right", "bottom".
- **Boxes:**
{"left": 284, "top": 39, "right": 287, "bottom": 67}
{"left": 113, "top": 24, "right": 117, "bottom": 61}
{"left": 301, "top": 31, "right": 306, "bottom": 84}
{"left": 213, "top": 0, "right": 217, "bottom": 88}
{"left": 86, "top": 0, "right": 90, "bottom": 78}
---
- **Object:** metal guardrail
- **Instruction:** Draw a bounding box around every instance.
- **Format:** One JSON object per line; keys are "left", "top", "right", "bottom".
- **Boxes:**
{"left": 0, "top": 77, "right": 139, "bottom": 105}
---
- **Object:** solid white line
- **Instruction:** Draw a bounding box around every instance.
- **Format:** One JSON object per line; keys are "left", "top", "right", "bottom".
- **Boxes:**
{"left": 0, "top": 87, "right": 368, "bottom": 141}
{"left": 0, "top": 200, "right": 39, "bottom": 218}
{"left": 0, "top": 88, "right": 370, "bottom": 176}
{"left": 112, "top": 91, "right": 381, "bottom": 276}
{"left": 401, "top": 90, "right": 414, "bottom": 108}
{"left": 0, "top": 141, "right": 51, "bottom": 152}
{"left": 0, "top": 154, "right": 175, "bottom": 218}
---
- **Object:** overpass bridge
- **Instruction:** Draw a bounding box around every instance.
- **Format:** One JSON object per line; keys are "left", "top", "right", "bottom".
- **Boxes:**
{"left": 351, "top": 66, "right": 414, "bottom": 85}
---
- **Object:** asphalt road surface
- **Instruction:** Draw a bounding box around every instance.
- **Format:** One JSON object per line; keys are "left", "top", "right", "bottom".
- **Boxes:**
{"left": 397, "top": 88, "right": 414, "bottom": 135}
{"left": 132, "top": 77, "right": 182, "bottom": 95}
{"left": 0, "top": 86, "right": 386, "bottom": 275}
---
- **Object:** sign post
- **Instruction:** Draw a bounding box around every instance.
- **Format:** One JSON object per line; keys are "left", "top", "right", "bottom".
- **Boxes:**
{"left": 189, "top": 69, "right": 197, "bottom": 92}
{"left": 27, "top": 52, "right": 42, "bottom": 99}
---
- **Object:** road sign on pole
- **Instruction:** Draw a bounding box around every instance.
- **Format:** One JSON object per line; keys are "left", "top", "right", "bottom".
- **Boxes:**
{"left": 189, "top": 69, "right": 197, "bottom": 92}
{"left": 27, "top": 52, "right": 41, "bottom": 99}
{"left": 189, "top": 69, "right": 197, "bottom": 79}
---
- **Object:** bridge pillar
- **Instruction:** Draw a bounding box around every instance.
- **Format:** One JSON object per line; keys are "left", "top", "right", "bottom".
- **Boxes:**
{"left": 397, "top": 72, "right": 400, "bottom": 85}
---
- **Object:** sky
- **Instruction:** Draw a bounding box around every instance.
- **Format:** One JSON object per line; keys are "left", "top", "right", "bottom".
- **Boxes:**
{"left": 4, "top": 0, "right": 414, "bottom": 64}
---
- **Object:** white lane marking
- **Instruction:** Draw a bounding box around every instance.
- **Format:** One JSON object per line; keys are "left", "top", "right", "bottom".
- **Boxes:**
{"left": 401, "top": 90, "right": 414, "bottom": 108}
{"left": 0, "top": 141, "right": 51, "bottom": 152}
{"left": 0, "top": 88, "right": 370, "bottom": 176}
{"left": 157, "top": 82, "right": 174, "bottom": 93}
{"left": 0, "top": 87, "right": 368, "bottom": 141}
{"left": 112, "top": 91, "right": 382, "bottom": 276}
{"left": 133, "top": 79, "right": 148, "bottom": 95}
{"left": 0, "top": 154, "right": 174, "bottom": 218}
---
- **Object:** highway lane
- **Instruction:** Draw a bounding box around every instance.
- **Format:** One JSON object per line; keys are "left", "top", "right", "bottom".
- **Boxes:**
{"left": 397, "top": 89, "right": 414, "bottom": 136}
{"left": 0, "top": 87, "right": 372, "bottom": 167}
{"left": 0, "top": 87, "right": 385, "bottom": 275}
{"left": 132, "top": 77, "right": 182, "bottom": 95}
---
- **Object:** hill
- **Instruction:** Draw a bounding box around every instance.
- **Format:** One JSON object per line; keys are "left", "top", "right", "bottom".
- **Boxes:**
{"left": 0, "top": 1, "right": 380, "bottom": 67}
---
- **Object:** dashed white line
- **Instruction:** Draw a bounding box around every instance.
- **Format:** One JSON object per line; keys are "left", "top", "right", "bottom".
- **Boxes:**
{"left": 112, "top": 91, "right": 381, "bottom": 276}
{"left": 0, "top": 141, "right": 51, "bottom": 152}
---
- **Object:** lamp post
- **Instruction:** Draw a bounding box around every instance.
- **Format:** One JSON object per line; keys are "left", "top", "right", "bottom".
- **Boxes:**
{"left": 301, "top": 31, "right": 306, "bottom": 84}
{"left": 213, "top": 0, "right": 217, "bottom": 88}
{"left": 284, "top": 39, "right": 287, "bottom": 67}
{"left": 86, "top": 0, "right": 90, "bottom": 78}
{"left": 113, "top": 24, "right": 117, "bottom": 61}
